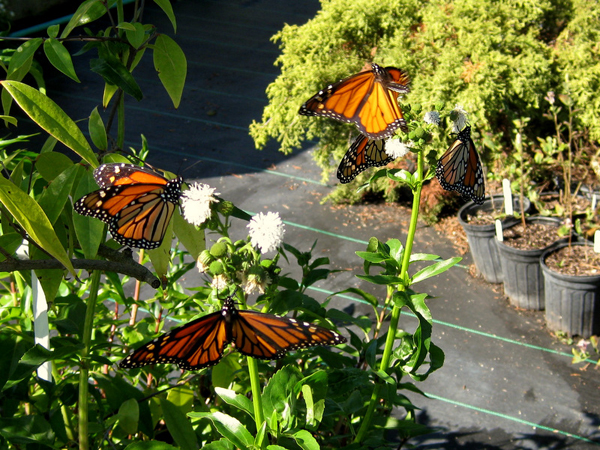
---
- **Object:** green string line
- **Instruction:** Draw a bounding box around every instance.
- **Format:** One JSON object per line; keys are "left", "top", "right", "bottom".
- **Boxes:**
{"left": 425, "top": 393, "right": 599, "bottom": 445}
{"left": 308, "top": 286, "right": 583, "bottom": 361}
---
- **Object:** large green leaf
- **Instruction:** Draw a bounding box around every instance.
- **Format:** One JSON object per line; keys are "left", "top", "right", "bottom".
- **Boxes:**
{"left": 124, "top": 442, "right": 178, "bottom": 450}
{"left": 43, "top": 38, "right": 80, "bottom": 82}
{"left": 90, "top": 52, "right": 143, "bottom": 101}
{"left": 37, "top": 164, "right": 79, "bottom": 225}
{"left": 72, "top": 169, "right": 104, "bottom": 259}
{"left": 61, "top": 0, "right": 112, "bottom": 38}
{"left": 0, "top": 81, "right": 98, "bottom": 167}
{"left": 188, "top": 412, "right": 252, "bottom": 450}
{"left": 36, "top": 152, "right": 73, "bottom": 182}
{"left": 291, "top": 430, "right": 320, "bottom": 450}
{"left": 7, "top": 39, "right": 43, "bottom": 79}
{"left": 88, "top": 106, "right": 107, "bottom": 151}
{"left": 160, "top": 398, "right": 198, "bottom": 450}
{"left": 173, "top": 210, "right": 204, "bottom": 260}
{"left": 153, "top": 0, "right": 177, "bottom": 32}
{"left": 116, "top": 399, "right": 139, "bottom": 435}
{"left": 153, "top": 35, "right": 186, "bottom": 108}
{"left": 0, "top": 175, "right": 74, "bottom": 276}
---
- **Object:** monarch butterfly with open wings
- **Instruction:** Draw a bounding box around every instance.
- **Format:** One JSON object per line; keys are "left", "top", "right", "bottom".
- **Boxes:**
{"left": 337, "top": 134, "right": 390, "bottom": 183}
{"left": 119, "top": 296, "right": 346, "bottom": 370}
{"left": 299, "top": 64, "right": 410, "bottom": 140}
{"left": 435, "top": 126, "right": 485, "bottom": 204}
{"left": 74, "top": 163, "right": 183, "bottom": 249}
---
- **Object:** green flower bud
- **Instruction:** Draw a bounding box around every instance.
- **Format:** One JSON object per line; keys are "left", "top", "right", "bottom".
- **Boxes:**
{"left": 209, "top": 260, "right": 225, "bottom": 275}
{"left": 210, "top": 242, "right": 228, "bottom": 258}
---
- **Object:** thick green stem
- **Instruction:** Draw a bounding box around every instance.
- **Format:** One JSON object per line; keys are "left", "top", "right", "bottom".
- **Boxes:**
{"left": 354, "top": 150, "right": 424, "bottom": 444}
{"left": 78, "top": 270, "right": 102, "bottom": 450}
{"left": 247, "top": 357, "right": 266, "bottom": 448}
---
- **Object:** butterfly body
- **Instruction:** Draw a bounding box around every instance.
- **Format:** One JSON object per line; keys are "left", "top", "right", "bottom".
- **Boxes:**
{"left": 120, "top": 297, "right": 346, "bottom": 371}
{"left": 74, "top": 163, "right": 183, "bottom": 249}
{"left": 299, "top": 64, "right": 410, "bottom": 139}
{"left": 436, "top": 126, "right": 485, "bottom": 204}
{"left": 337, "top": 135, "right": 390, "bottom": 183}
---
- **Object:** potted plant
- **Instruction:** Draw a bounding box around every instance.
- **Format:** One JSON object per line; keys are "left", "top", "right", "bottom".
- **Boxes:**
{"left": 541, "top": 241, "right": 600, "bottom": 337}
{"left": 458, "top": 194, "right": 530, "bottom": 283}
{"left": 496, "top": 215, "right": 566, "bottom": 310}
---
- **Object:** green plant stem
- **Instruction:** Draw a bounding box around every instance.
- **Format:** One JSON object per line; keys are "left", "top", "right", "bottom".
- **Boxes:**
{"left": 247, "top": 356, "right": 265, "bottom": 447}
{"left": 53, "top": 364, "right": 75, "bottom": 442}
{"left": 354, "top": 149, "right": 424, "bottom": 444}
{"left": 78, "top": 270, "right": 102, "bottom": 450}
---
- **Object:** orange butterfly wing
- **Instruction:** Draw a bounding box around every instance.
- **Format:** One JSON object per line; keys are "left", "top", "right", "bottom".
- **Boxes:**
{"left": 299, "top": 64, "right": 410, "bottom": 139}
{"left": 119, "top": 310, "right": 229, "bottom": 371}
{"left": 436, "top": 126, "right": 485, "bottom": 204}
{"left": 74, "top": 163, "right": 182, "bottom": 249}
{"left": 231, "top": 308, "right": 346, "bottom": 360}
{"left": 337, "top": 135, "right": 390, "bottom": 183}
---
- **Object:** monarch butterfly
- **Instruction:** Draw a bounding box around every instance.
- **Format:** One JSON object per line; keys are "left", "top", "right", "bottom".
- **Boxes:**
{"left": 337, "top": 134, "right": 390, "bottom": 183}
{"left": 119, "top": 296, "right": 346, "bottom": 371}
{"left": 74, "top": 163, "right": 183, "bottom": 249}
{"left": 435, "top": 126, "right": 485, "bottom": 205}
{"left": 299, "top": 64, "right": 410, "bottom": 140}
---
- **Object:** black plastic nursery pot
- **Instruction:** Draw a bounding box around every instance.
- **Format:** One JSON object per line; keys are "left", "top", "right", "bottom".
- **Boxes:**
{"left": 496, "top": 216, "right": 564, "bottom": 310}
{"left": 541, "top": 242, "right": 600, "bottom": 338}
{"left": 458, "top": 195, "right": 531, "bottom": 284}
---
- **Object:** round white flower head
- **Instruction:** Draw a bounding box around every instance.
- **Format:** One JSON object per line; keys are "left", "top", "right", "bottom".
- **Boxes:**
{"left": 211, "top": 274, "right": 229, "bottom": 290}
{"left": 423, "top": 110, "right": 441, "bottom": 126}
{"left": 385, "top": 138, "right": 412, "bottom": 159}
{"left": 181, "top": 182, "right": 220, "bottom": 226}
{"left": 451, "top": 105, "right": 469, "bottom": 133}
{"left": 248, "top": 211, "right": 285, "bottom": 254}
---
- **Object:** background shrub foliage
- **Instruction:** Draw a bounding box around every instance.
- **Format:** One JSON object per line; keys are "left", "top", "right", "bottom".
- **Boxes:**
{"left": 250, "top": 0, "right": 599, "bottom": 199}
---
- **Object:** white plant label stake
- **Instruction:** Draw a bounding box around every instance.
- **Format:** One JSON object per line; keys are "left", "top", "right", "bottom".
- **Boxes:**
{"left": 495, "top": 219, "right": 503, "bottom": 242}
{"left": 502, "top": 179, "right": 513, "bottom": 215}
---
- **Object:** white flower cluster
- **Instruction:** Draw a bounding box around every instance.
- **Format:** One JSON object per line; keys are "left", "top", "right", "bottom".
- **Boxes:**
{"left": 181, "top": 182, "right": 219, "bottom": 226}
{"left": 248, "top": 211, "right": 285, "bottom": 254}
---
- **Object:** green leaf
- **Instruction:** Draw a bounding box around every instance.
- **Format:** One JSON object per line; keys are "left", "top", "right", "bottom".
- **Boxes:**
{"left": 0, "top": 81, "right": 98, "bottom": 167}
{"left": 411, "top": 256, "right": 461, "bottom": 284}
{"left": 0, "top": 175, "right": 74, "bottom": 276}
{"left": 0, "top": 115, "right": 17, "bottom": 126}
{"left": 147, "top": 218, "right": 174, "bottom": 277}
{"left": 7, "top": 39, "right": 43, "bottom": 79}
{"left": 124, "top": 442, "right": 178, "bottom": 450}
{"left": 36, "top": 152, "right": 74, "bottom": 182}
{"left": 90, "top": 53, "right": 143, "bottom": 101}
{"left": 291, "top": 429, "right": 320, "bottom": 450}
{"left": 166, "top": 386, "right": 195, "bottom": 414}
{"left": 160, "top": 398, "right": 198, "bottom": 450}
{"left": 47, "top": 24, "right": 60, "bottom": 38}
{"left": 355, "top": 274, "right": 404, "bottom": 285}
{"left": 124, "top": 22, "right": 146, "bottom": 49}
{"left": 37, "top": 164, "right": 79, "bottom": 225}
{"left": 153, "top": 0, "right": 177, "bottom": 32}
{"left": 188, "top": 412, "right": 252, "bottom": 450}
{"left": 116, "top": 21, "right": 137, "bottom": 31}
{"left": 117, "top": 399, "right": 139, "bottom": 435}
{"left": 173, "top": 210, "right": 205, "bottom": 260}
{"left": 72, "top": 169, "right": 104, "bottom": 259}
{"left": 215, "top": 387, "right": 254, "bottom": 418}
{"left": 61, "top": 0, "right": 110, "bottom": 38}
{"left": 43, "top": 39, "right": 80, "bottom": 82}
{"left": 153, "top": 34, "right": 187, "bottom": 108}
{"left": 88, "top": 106, "right": 107, "bottom": 151}
{"left": 0, "top": 233, "right": 23, "bottom": 262}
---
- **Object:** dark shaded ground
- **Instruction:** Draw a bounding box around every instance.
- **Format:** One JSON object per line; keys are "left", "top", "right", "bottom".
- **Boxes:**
{"left": 11, "top": 0, "right": 600, "bottom": 448}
